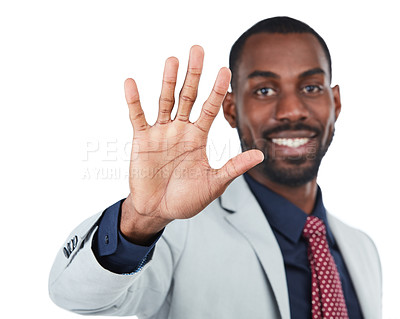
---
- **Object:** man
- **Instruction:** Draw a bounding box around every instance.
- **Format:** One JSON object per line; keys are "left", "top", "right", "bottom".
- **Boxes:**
{"left": 49, "top": 17, "right": 382, "bottom": 318}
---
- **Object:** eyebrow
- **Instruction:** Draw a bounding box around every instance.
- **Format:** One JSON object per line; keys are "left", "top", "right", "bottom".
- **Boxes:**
{"left": 247, "top": 70, "right": 279, "bottom": 79}
{"left": 299, "top": 68, "right": 325, "bottom": 78}
{"left": 247, "top": 68, "right": 326, "bottom": 80}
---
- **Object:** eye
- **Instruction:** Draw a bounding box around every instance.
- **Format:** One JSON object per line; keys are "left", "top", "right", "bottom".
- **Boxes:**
{"left": 301, "top": 85, "right": 323, "bottom": 94}
{"left": 254, "top": 87, "right": 277, "bottom": 97}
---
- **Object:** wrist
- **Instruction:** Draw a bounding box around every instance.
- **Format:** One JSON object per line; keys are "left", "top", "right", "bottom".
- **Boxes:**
{"left": 120, "top": 195, "right": 171, "bottom": 246}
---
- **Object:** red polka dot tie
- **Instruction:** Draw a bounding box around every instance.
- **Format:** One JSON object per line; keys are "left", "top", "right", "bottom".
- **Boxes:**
{"left": 302, "top": 216, "right": 349, "bottom": 319}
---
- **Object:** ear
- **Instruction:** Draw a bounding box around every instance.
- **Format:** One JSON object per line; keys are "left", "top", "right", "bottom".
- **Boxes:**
{"left": 332, "top": 85, "right": 342, "bottom": 121}
{"left": 222, "top": 92, "right": 237, "bottom": 128}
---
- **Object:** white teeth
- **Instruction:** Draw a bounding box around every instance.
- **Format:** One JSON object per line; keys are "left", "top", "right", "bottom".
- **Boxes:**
{"left": 271, "top": 138, "right": 310, "bottom": 148}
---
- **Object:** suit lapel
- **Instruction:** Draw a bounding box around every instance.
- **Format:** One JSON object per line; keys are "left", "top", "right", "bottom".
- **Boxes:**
{"left": 219, "top": 177, "right": 381, "bottom": 318}
{"left": 221, "top": 176, "right": 291, "bottom": 319}
{"left": 327, "top": 214, "right": 381, "bottom": 319}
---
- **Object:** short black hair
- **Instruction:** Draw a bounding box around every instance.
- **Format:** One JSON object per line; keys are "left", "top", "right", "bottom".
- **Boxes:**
{"left": 229, "top": 16, "right": 332, "bottom": 90}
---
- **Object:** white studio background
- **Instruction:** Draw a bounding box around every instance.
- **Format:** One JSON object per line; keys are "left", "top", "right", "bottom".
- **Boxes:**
{"left": 1, "top": 0, "right": 398, "bottom": 318}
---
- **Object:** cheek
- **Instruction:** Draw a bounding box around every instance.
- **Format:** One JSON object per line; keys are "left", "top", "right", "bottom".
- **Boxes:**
{"left": 237, "top": 113, "right": 263, "bottom": 150}
{"left": 237, "top": 118, "right": 256, "bottom": 147}
{"left": 239, "top": 96, "right": 274, "bottom": 136}
{"left": 319, "top": 109, "right": 337, "bottom": 144}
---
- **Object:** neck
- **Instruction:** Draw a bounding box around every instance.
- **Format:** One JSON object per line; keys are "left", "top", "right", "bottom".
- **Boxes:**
{"left": 247, "top": 170, "right": 318, "bottom": 214}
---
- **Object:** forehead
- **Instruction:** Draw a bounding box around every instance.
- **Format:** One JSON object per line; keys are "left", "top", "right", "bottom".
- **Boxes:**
{"left": 237, "top": 33, "right": 329, "bottom": 80}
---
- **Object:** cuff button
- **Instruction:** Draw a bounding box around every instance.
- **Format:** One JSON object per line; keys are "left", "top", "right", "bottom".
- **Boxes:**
{"left": 63, "top": 247, "right": 70, "bottom": 259}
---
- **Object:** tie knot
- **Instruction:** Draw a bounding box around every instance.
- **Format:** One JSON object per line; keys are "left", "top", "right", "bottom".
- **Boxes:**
{"left": 302, "top": 216, "right": 326, "bottom": 239}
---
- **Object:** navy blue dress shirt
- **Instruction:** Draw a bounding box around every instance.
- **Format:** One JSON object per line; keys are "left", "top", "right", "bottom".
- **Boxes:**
{"left": 92, "top": 199, "right": 162, "bottom": 274}
{"left": 243, "top": 173, "right": 363, "bottom": 318}
{"left": 92, "top": 174, "right": 363, "bottom": 318}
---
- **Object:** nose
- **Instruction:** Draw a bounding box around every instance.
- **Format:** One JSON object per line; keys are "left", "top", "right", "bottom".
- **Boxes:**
{"left": 275, "top": 91, "right": 310, "bottom": 122}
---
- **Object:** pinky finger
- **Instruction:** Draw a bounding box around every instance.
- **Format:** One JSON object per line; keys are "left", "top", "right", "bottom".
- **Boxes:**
{"left": 124, "top": 78, "right": 148, "bottom": 132}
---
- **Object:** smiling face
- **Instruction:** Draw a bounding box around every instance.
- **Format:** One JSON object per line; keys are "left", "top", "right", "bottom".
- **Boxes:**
{"left": 223, "top": 32, "right": 341, "bottom": 187}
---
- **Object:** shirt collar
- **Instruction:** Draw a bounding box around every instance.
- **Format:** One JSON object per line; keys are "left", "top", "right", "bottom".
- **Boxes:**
{"left": 243, "top": 173, "right": 335, "bottom": 245}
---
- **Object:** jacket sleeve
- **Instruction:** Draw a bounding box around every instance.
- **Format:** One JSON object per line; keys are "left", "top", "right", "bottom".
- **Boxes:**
{"left": 48, "top": 211, "right": 188, "bottom": 317}
{"left": 92, "top": 198, "right": 163, "bottom": 274}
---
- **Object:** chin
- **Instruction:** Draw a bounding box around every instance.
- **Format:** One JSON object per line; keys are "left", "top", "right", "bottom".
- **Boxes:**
{"left": 259, "top": 158, "right": 321, "bottom": 187}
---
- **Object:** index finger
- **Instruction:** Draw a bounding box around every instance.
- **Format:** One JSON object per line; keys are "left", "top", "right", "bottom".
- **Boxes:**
{"left": 194, "top": 67, "right": 231, "bottom": 133}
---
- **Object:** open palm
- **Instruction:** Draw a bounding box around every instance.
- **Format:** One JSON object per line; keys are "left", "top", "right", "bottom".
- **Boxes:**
{"left": 121, "top": 46, "right": 263, "bottom": 242}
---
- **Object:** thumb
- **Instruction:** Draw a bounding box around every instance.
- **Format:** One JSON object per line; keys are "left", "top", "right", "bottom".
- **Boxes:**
{"left": 216, "top": 149, "right": 264, "bottom": 187}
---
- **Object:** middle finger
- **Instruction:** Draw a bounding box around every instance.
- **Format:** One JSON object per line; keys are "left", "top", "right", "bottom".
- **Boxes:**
{"left": 174, "top": 45, "right": 204, "bottom": 122}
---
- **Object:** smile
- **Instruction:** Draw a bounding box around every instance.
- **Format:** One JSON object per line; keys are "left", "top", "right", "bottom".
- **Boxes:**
{"left": 271, "top": 138, "right": 310, "bottom": 148}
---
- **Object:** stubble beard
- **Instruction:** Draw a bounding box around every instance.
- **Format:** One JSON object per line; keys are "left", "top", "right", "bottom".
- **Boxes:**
{"left": 237, "top": 125, "right": 334, "bottom": 187}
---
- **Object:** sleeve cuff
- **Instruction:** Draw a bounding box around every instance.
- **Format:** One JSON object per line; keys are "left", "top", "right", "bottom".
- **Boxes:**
{"left": 92, "top": 198, "right": 163, "bottom": 274}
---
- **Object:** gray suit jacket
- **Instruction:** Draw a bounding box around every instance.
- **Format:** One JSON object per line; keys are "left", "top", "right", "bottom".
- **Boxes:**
{"left": 49, "top": 176, "right": 382, "bottom": 318}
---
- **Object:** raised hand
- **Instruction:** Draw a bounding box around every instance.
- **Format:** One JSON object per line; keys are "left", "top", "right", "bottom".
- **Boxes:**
{"left": 121, "top": 46, "right": 264, "bottom": 244}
